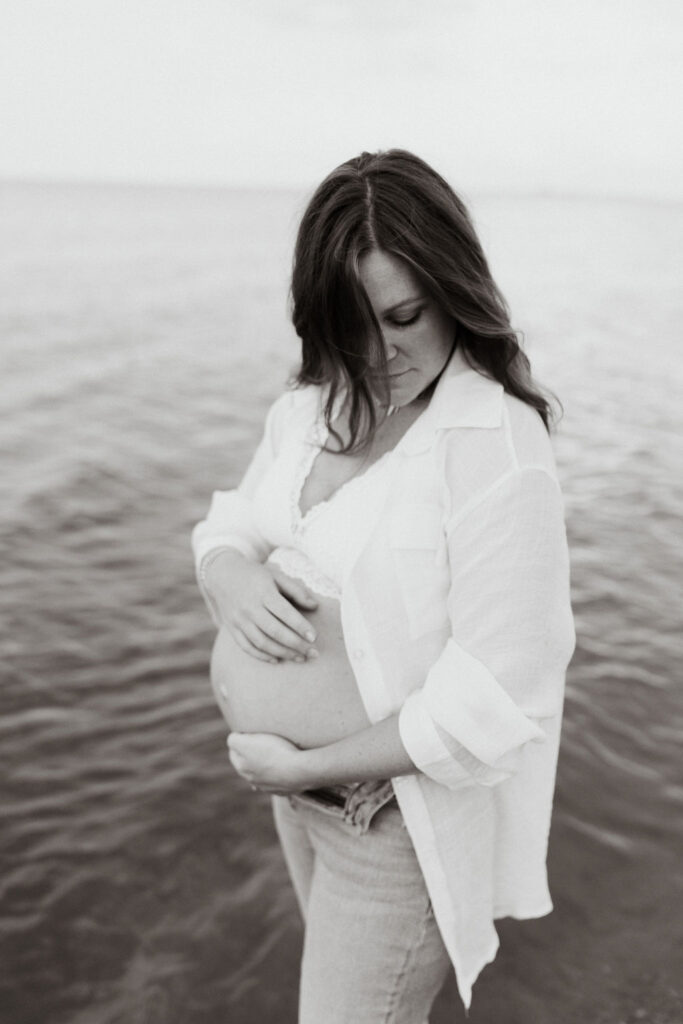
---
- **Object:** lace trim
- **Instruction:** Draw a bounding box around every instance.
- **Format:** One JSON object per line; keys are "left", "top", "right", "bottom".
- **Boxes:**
{"left": 267, "top": 547, "right": 341, "bottom": 600}
{"left": 290, "top": 415, "right": 328, "bottom": 535}
{"left": 292, "top": 410, "right": 393, "bottom": 533}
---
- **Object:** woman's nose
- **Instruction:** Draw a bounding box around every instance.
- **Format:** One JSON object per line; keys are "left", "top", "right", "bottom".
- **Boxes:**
{"left": 385, "top": 341, "right": 399, "bottom": 362}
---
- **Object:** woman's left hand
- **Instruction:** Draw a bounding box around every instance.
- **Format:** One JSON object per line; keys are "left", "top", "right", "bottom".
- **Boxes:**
{"left": 226, "top": 731, "right": 311, "bottom": 794}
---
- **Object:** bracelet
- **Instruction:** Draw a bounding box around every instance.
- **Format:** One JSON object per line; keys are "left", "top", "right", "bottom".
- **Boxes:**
{"left": 198, "top": 546, "right": 241, "bottom": 585}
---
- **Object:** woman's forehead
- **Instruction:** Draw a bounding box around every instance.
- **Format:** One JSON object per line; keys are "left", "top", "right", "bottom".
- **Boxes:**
{"left": 358, "top": 250, "right": 422, "bottom": 311}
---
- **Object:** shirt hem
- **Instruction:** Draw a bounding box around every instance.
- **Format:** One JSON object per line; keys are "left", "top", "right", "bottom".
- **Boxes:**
{"left": 492, "top": 897, "right": 554, "bottom": 921}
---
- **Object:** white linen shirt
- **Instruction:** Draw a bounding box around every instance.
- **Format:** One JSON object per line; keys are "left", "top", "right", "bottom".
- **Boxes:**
{"left": 191, "top": 344, "right": 576, "bottom": 1010}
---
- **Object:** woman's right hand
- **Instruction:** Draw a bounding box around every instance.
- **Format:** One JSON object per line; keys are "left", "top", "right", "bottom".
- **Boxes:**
{"left": 203, "top": 549, "right": 319, "bottom": 663}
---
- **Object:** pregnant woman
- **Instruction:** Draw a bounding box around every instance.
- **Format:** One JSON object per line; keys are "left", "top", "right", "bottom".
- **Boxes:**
{"left": 192, "top": 149, "right": 576, "bottom": 1022}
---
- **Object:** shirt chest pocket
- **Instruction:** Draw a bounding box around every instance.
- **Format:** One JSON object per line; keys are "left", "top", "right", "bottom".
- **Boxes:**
{"left": 388, "top": 502, "right": 450, "bottom": 640}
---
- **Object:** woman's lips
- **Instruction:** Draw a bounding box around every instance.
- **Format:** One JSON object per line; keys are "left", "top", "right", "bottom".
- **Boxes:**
{"left": 388, "top": 368, "right": 412, "bottom": 379}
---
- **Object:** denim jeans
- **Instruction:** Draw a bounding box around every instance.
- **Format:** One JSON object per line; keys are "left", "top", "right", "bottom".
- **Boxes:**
{"left": 272, "top": 787, "right": 451, "bottom": 1024}
{"left": 287, "top": 779, "right": 399, "bottom": 835}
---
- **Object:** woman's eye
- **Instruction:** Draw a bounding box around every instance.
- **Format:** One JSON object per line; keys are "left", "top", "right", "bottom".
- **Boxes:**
{"left": 391, "top": 308, "right": 423, "bottom": 329}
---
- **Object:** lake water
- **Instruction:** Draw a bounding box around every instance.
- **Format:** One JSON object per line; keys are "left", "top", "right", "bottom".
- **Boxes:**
{"left": 1, "top": 181, "right": 682, "bottom": 1024}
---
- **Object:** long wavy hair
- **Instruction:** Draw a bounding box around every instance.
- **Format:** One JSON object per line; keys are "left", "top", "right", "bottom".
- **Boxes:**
{"left": 290, "top": 148, "right": 561, "bottom": 453}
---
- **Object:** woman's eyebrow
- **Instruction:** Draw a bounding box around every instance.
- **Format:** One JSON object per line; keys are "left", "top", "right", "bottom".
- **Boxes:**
{"left": 383, "top": 294, "right": 425, "bottom": 315}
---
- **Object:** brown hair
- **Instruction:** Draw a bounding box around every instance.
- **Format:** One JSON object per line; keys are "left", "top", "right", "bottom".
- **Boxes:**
{"left": 290, "top": 148, "right": 561, "bottom": 453}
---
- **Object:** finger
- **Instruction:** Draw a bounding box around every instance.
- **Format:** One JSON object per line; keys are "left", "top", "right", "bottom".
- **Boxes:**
{"left": 233, "top": 630, "right": 280, "bottom": 664}
{"left": 241, "top": 621, "right": 310, "bottom": 663}
{"left": 262, "top": 593, "right": 317, "bottom": 646}
{"left": 227, "top": 748, "right": 247, "bottom": 774}
{"left": 253, "top": 610, "right": 317, "bottom": 660}
{"left": 226, "top": 732, "right": 250, "bottom": 756}
{"left": 274, "top": 573, "right": 319, "bottom": 610}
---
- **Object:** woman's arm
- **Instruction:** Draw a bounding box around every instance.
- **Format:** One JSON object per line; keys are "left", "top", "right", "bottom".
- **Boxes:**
{"left": 227, "top": 712, "right": 416, "bottom": 793}
{"left": 191, "top": 389, "right": 319, "bottom": 659}
{"left": 396, "top": 465, "right": 576, "bottom": 788}
{"left": 191, "top": 390, "right": 293, "bottom": 600}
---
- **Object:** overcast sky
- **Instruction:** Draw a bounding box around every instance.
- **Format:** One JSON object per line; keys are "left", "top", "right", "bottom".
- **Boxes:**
{"left": 1, "top": 0, "right": 680, "bottom": 198}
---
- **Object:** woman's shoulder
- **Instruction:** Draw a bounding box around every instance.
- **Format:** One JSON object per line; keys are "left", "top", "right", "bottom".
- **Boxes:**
{"left": 502, "top": 392, "right": 558, "bottom": 475}
{"left": 265, "top": 382, "right": 325, "bottom": 432}
{"left": 438, "top": 392, "right": 558, "bottom": 508}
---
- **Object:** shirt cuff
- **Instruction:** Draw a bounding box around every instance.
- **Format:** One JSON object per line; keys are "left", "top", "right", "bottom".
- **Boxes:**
{"left": 191, "top": 490, "right": 273, "bottom": 571}
{"left": 398, "top": 691, "right": 475, "bottom": 789}
{"left": 422, "top": 638, "right": 547, "bottom": 765}
{"left": 194, "top": 533, "right": 262, "bottom": 570}
{"left": 398, "top": 636, "right": 550, "bottom": 789}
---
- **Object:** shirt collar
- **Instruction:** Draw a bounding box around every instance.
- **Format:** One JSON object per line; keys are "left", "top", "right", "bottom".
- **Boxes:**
{"left": 396, "top": 343, "right": 504, "bottom": 455}
{"left": 317, "top": 343, "right": 504, "bottom": 454}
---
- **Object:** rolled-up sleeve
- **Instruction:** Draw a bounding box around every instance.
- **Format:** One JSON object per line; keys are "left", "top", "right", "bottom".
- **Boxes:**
{"left": 191, "top": 391, "right": 293, "bottom": 621}
{"left": 398, "top": 466, "right": 576, "bottom": 788}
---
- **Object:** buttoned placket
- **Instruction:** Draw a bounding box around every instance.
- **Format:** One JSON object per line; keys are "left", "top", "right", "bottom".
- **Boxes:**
{"left": 341, "top": 583, "right": 401, "bottom": 725}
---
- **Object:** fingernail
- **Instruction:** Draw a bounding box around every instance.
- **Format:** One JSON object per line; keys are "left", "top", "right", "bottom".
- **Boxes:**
{"left": 305, "top": 630, "right": 316, "bottom": 642}
{"left": 307, "top": 648, "right": 319, "bottom": 659}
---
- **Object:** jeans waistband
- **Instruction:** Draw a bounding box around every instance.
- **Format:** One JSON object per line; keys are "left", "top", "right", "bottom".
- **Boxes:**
{"left": 288, "top": 779, "right": 397, "bottom": 835}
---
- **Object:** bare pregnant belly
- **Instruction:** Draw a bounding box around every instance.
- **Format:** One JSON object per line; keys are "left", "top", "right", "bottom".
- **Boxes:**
{"left": 209, "top": 592, "right": 372, "bottom": 748}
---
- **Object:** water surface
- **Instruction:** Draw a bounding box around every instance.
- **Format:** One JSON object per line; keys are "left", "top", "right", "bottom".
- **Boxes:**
{"left": 1, "top": 181, "right": 682, "bottom": 1023}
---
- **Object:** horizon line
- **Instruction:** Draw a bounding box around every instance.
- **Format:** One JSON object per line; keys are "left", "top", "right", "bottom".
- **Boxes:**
{"left": 1, "top": 173, "right": 681, "bottom": 208}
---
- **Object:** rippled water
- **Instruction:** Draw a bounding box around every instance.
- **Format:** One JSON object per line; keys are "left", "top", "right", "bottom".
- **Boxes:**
{"left": 1, "top": 182, "right": 682, "bottom": 1024}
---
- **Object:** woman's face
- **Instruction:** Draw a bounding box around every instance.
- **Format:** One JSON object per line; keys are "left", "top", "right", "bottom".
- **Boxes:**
{"left": 358, "top": 248, "right": 455, "bottom": 408}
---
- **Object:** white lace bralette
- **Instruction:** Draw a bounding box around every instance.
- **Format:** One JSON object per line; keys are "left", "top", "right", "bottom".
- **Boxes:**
{"left": 266, "top": 413, "right": 395, "bottom": 600}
